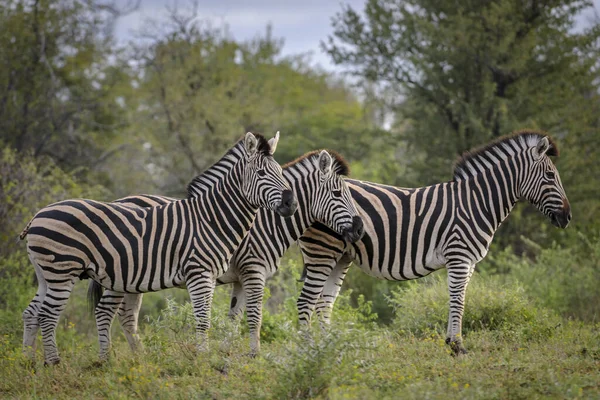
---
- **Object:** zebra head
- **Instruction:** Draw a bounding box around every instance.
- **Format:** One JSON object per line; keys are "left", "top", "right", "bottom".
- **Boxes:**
{"left": 242, "top": 132, "right": 298, "bottom": 218}
{"left": 312, "top": 150, "right": 364, "bottom": 243}
{"left": 521, "top": 136, "right": 571, "bottom": 228}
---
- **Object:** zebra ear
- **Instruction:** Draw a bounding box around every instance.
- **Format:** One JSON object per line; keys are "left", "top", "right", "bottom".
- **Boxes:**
{"left": 244, "top": 132, "right": 258, "bottom": 156}
{"left": 534, "top": 136, "right": 550, "bottom": 160}
{"left": 267, "top": 131, "right": 279, "bottom": 155}
{"left": 318, "top": 150, "right": 333, "bottom": 176}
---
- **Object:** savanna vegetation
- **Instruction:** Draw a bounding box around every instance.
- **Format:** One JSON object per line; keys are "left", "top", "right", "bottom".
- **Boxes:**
{"left": 0, "top": 0, "right": 599, "bottom": 398}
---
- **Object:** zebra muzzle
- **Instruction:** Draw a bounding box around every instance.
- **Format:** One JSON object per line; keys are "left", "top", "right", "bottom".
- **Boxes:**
{"left": 342, "top": 216, "right": 364, "bottom": 243}
{"left": 275, "top": 189, "right": 298, "bottom": 218}
{"left": 550, "top": 199, "right": 571, "bottom": 229}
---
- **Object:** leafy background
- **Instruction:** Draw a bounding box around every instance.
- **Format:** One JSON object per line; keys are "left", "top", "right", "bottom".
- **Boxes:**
{"left": 0, "top": 0, "right": 599, "bottom": 398}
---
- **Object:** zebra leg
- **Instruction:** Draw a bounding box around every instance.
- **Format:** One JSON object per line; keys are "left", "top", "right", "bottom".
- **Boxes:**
{"left": 315, "top": 256, "right": 352, "bottom": 327}
{"left": 228, "top": 280, "right": 246, "bottom": 321}
{"left": 22, "top": 259, "right": 47, "bottom": 359}
{"left": 186, "top": 271, "right": 216, "bottom": 352}
{"left": 95, "top": 290, "right": 125, "bottom": 361}
{"left": 118, "top": 293, "right": 144, "bottom": 353}
{"left": 38, "top": 278, "right": 77, "bottom": 365}
{"left": 241, "top": 272, "right": 266, "bottom": 356}
{"left": 445, "top": 262, "right": 476, "bottom": 355}
{"left": 297, "top": 259, "right": 338, "bottom": 328}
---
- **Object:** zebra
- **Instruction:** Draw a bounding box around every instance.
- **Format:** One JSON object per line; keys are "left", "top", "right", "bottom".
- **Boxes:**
{"left": 89, "top": 149, "right": 364, "bottom": 357}
{"left": 295, "top": 131, "right": 571, "bottom": 354}
{"left": 20, "top": 132, "right": 297, "bottom": 365}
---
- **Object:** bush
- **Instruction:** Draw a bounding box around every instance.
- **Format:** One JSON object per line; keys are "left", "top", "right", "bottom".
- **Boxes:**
{"left": 389, "top": 274, "right": 561, "bottom": 342}
{"left": 0, "top": 146, "right": 110, "bottom": 257}
{"left": 512, "top": 233, "right": 600, "bottom": 321}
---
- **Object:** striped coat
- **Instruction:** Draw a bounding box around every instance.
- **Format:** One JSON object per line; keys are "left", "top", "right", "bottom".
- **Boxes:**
{"left": 21, "top": 132, "right": 296, "bottom": 364}
{"left": 296, "top": 131, "right": 571, "bottom": 354}
{"left": 90, "top": 150, "right": 364, "bottom": 356}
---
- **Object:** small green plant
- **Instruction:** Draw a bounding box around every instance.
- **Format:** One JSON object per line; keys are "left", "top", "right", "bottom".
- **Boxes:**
{"left": 388, "top": 274, "right": 561, "bottom": 342}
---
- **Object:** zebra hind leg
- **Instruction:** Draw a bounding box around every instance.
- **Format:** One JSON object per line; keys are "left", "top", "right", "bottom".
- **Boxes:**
{"left": 445, "top": 261, "right": 476, "bottom": 356}
{"left": 228, "top": 280, "right": 246, "bottom": 321}
{"left": 38, "top": 277, "right": 77, "bottom": 365}
{"left": 95, "top": 290, "right": 126, "bottom": 361}
{"left": 22, "top": 258, "right": 48, "bottom": 361}
{"left": 118, "top": 293, "right": 144, "bottom": 353}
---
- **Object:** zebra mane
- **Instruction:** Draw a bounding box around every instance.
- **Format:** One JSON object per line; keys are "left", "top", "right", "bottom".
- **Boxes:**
{"left": 283, "top": 150, "right": 350, "bottom": 176}
{"left": 452, "top": 130, "right": 559, "bottom": 181}
{"left": 186, "top": 133, "right": 272, "bottom": 197}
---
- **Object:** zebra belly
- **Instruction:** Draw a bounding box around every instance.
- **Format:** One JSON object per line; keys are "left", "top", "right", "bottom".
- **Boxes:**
{"left": 350, "top": 242, "right": 445, "bottom": 281}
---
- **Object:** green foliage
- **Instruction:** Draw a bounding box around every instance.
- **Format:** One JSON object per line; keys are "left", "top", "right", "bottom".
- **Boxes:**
{"left": 389, "top": 274, "right": 561, "bottom": 342}
{"left": 0, "top": 0, "right": 132, "bottom": 172}
{"left": 0, "top": 290, "right": 599, "bottom": 399}
{"left": 323, "top": 0, "right": 600, "bottom": 247}
{"left": 0, "top": 146, "right": 110, "bottom": 257}
{"left": 511, "top": 233, "right": 600, "bottom": 321}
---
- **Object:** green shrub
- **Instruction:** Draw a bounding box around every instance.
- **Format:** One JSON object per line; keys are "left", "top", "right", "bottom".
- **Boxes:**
{"left": 267, "top": 324, "right": 381, "bottom": 399}
{"left": 512, "top": 233, "right": 600, "bottom": 321}
{"left": 0, "top": 146, "right": 110, "bottom": 257}
{"left": 389, "top": 274, "right": 561, "bottom": 342}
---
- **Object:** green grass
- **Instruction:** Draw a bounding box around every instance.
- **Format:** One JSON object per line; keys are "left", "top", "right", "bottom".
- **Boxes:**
{"left": 2, "top": 244, "right": 599, "bottom": 399}
{"left": 1, "top": 308, "right": 599, "bottom": 399}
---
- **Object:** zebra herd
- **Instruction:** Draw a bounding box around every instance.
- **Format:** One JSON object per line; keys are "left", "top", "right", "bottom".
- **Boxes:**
{"left": 19, "top": 129, "right": 571, "bottom": 365}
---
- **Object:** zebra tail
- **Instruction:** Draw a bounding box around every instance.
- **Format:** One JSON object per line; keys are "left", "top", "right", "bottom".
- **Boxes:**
{"left": 298, "top": 264, "right": 308, "bottom": 282}
{"left": 18, "top": 218, "right": 34, "bottom": 240}
{"left": 87, "top": 280, "right": 104, "bottom": 316}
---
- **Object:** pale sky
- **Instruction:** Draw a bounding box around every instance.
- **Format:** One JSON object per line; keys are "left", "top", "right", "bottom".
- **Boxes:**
{"left": 115, "top": 0, "right": 600, "bottom": 72}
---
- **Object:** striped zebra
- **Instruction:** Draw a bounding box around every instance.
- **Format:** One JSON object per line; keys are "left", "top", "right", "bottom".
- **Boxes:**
{"left": 89, "top": 149, "right": 364, "bottom": 357}
{"left": 296, "top": 131, "right": 571, "bottom": 354}
{"left": 20, "top": 132, "right": 297, "bottom": 365}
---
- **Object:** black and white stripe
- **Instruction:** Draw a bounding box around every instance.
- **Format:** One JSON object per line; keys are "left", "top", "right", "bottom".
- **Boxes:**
{"left": 296, "top": 131, "right": 571, "bottom": 354}
{"left": 21, "top": 132, "right": 296, "bottom": 365}
{"left": 90, "top": 150, "right": 363, "bottom": 356}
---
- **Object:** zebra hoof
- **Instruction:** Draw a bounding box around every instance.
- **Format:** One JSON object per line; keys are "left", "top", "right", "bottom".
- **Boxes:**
{"left": 446, "top": 338, "right": 468, "bottom": 356}
{"left": 43, "top": 359, "right": 60, "bottom": 367}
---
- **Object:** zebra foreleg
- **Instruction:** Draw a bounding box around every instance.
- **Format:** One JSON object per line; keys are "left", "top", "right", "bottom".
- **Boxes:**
{"left": 445, "top": 261, "right": 476, "bottom": 355}
{"left": 186, "top": 270, "right": 216, "bottom": 352}
{"left": 95, "top": 290, "right": 125, "bottom": 361}
{"left": 314, "top": 256, "right": 352, "bottom": 327}
{"left": 228, "top": 281, "right": 246, "bottom": 321}
{"left": 241, "top": 272, "right": 266, "bottom": 356}
{"left": 297, "top": 262, "right": 336, "bottom": 328}
{"left": 118, "top": 293, "right": 144, "bottom": 353}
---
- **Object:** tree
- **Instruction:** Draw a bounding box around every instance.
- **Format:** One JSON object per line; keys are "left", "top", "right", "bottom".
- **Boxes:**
{"left": 323, "top": 0, "right": 600, "bottom": 246}
{"left": 0, "top": 0, "right": 137, "bottom": 172}
{"left": 324, "top": 0, "right": 600, "bottom": 182}
{"left": 110, "top": 3, "right": 386, "bottom": 196}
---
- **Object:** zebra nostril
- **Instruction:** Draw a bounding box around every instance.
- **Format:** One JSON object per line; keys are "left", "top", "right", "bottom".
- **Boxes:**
{"left": 281, "top": 190, "right": 296, "bottom": 208}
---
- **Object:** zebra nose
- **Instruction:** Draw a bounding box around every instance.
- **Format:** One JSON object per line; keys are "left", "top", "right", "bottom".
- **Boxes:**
{"left": 563, "top": 198, "right": 572, "bottom": 224}
{"left": 281, "top": 190, "right": 296, "bottom": 209}
{"left": 343, "top": 216, "right": 364, "bottom": 243}
{"left": 352, "top": 216, "right": 364, "bottom": 239}
{"left": 276, "top": 189, "right": 297, "bottom": 218}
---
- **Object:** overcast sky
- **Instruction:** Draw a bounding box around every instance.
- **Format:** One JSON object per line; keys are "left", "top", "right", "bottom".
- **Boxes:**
{"left": 115, "top": 0, "right": 600, "bottom": 72}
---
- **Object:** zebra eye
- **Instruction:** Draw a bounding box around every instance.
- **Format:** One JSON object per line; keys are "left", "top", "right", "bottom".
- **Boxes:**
{"left": 332, "top": 190, "right": 342, "bottom": 198}
{"left": 545, "top": 171, "right": 555, "bottom": 180}
{"left": 257, "top": 169, "right": 267, "bottom": 177}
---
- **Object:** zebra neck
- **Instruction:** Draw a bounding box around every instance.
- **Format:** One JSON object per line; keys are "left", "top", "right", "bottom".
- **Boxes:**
{"left": 188, "top": 161, "right": 258, "bottom": 251}
{"left": 255, "top": 168, "right": 316, "bottom": 252}
{"left": 463, "top": 160, "right": 520, "bottom": 234}
{"left": 187, "top": 142, "right": 245, "bottom": 197}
